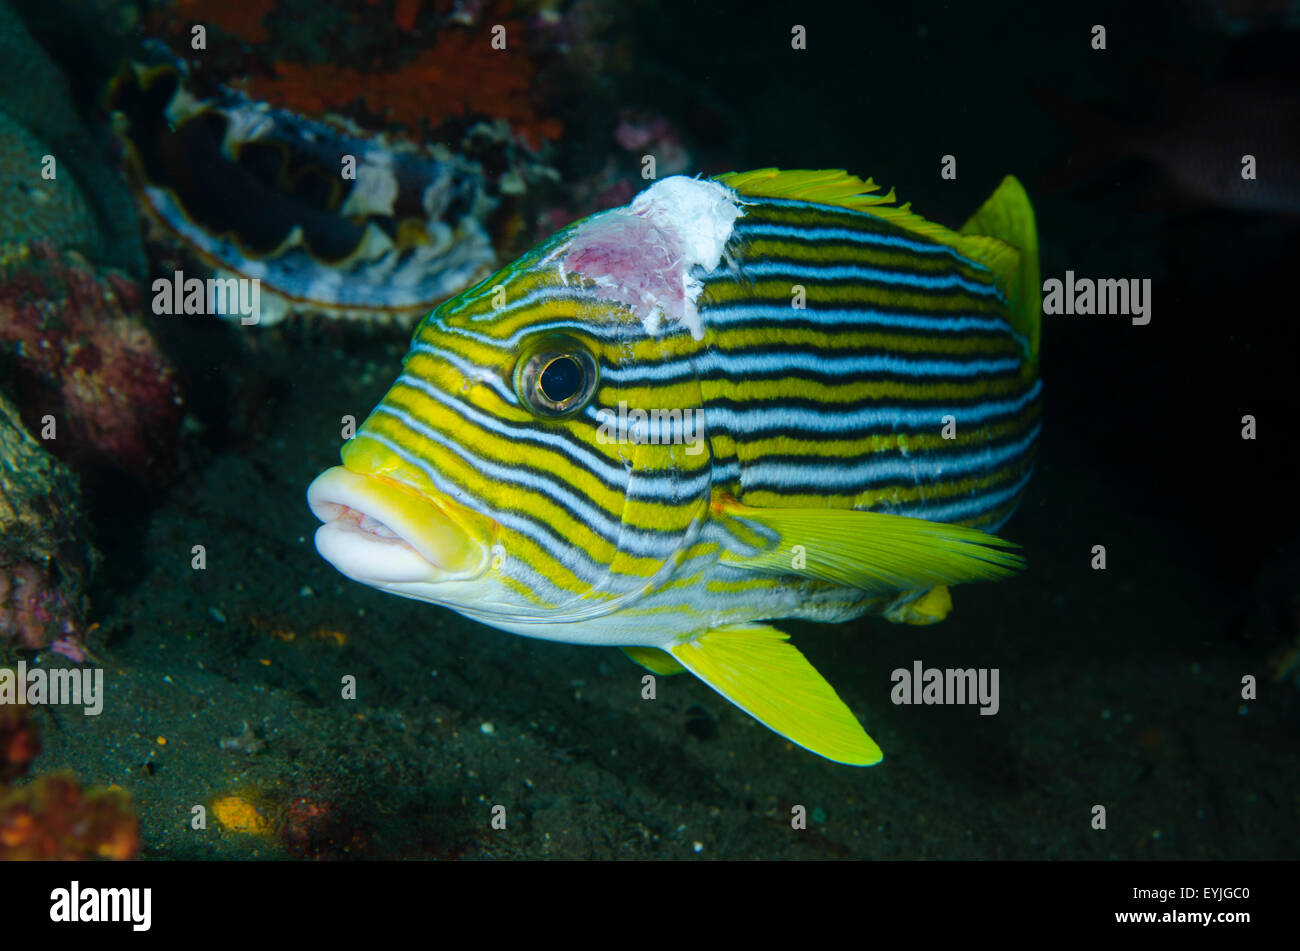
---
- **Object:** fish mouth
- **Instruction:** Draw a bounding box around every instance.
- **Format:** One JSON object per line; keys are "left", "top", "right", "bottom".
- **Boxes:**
{"left": 307, "top": 466, "right": 492, "bottom": 586}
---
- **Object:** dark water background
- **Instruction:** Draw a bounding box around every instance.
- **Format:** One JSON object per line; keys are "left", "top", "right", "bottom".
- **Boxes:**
{"left": 4, "top": 0, "right": 1298, "bottom": 858}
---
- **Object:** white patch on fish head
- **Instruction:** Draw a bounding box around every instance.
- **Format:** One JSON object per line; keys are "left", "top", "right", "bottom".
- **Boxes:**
{"left": 563, "top": 176, "right": 744, "bottom": 340}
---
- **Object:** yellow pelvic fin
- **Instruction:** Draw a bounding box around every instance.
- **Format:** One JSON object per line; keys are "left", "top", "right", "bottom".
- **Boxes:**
{"left": 714, "top": 169, "right": 1041, "bottom": 361}
{"left": 621, "top": 645, "right": 687, "bottom": 676}
{"left": 716, "top": 500, "right": 1025, "bottom": 594}
{"left": 883, "top": 585, "right": 954, "bottom": 625}
{"left": 960, "top": 175, "right": 1041, "bottom": 359}
{"left": 670, "top": 624, "right": 882, "bottom": 766}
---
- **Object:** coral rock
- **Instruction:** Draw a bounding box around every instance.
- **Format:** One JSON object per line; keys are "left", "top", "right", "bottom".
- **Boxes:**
{"left": 0, "top": 240, "right": 183, "bottom": 483}
{"left": 0, "top": 389, "right": 94, "bottom": 653}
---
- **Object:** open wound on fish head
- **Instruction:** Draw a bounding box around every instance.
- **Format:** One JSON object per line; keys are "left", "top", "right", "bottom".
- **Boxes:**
{"left": 562, "top": 177, "right": 744, "bottom": 340}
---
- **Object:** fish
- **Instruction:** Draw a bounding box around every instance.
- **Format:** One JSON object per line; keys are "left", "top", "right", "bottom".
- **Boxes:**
{"left": 307, "top": 169, "right": 1042, "bottom": 765}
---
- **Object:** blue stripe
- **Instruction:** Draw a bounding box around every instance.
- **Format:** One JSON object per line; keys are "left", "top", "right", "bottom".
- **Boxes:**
{"left": 739, "top": 424, "right": 1040, "bottom": 492}
{"left": 601, "top": 349, "right": 1022, "bottom": 384}
{"left": 894, "top": 465, "right": 1037, "bottom": 525}
{"left": 704, "top": 379, "right": 1042, "bottom": 436}
{"left": 698, "top": 301, "right": 1010, "bottom": 334}
{"left": 372, "top": 406, "right": 709, "bottom": 551}
{"left": 359, "top": 430, "right": 663, "bottom": 586}
{"left": 733, "top": 221, "right": 988, "bottom": 270}
{"left": 737, "top": 261, "right": 999, "bottom": 296}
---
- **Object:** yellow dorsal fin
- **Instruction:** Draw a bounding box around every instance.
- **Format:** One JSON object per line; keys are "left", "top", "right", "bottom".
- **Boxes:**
{"left": 715, "top": 167, "right": 974, "bottom": 245}
{"left": 714, "top": 169, "right": 1041, "bottom": 359}
{"left": 714, "top": 168, "right": 894, "bottom": 209}
{"left": 716, "top": 499, "right": 1025, "bottom": 594}
{"left": 669, "top": 624, "right": 882, "bottom": 766}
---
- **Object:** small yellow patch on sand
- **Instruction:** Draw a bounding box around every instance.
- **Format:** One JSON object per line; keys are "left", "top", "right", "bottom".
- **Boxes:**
{"left": 312, "top": 627, "right": 348, "bottom": 647}
{"left": 213, "top": 795, "right": 270, "bottom": 836}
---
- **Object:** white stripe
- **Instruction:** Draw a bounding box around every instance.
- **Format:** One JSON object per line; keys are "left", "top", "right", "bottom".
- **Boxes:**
{"left": 390, "top": 375, "right": 709, "bottom": 502}
{"left": 699, "top": 302, "right": 1009, "bottom": 334}
{"left": 371, "top": 409, "right": 702, "bottom": 558}
{"left": 739, "top": 424, "right": 1040, "bottom": 492}
{"left": 359, "top": 430, "right": 613, "bottom": 586}
{"left": 740, "top": 260, "right": 999, "bottom": 295}
{"left": 602, "top": 348, "right": 1022, "bottom": 384}
{"left": 423, "top": 286, "right": 648, "bottom": 345}
{"left": 405, "top": 345, "right": 518, "bottom": 404}
{"left": 733, "top": 221, "right": 989, "bottom": 269}
{"left": 897, "top": 464, "right": 1037, "bottom": 525}
{"left": 705, "top": 379, "right": 1042, "bottom": 436}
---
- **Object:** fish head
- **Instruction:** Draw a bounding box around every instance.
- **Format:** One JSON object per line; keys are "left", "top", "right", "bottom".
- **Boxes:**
{"left": 308, "top": 178, "right": 744, "bottom": 636}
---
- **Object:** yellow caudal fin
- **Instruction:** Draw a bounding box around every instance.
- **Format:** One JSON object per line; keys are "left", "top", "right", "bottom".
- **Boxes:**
{"left": 716, "top": 499, "right": 1024, "bottom": 595}
{"left": 669, "top": 624, "right": 882, "bottom": 766}
{"left": 621, "top": 646, "right": 687, "bottom": 675}
{"left": 960, "top": 175, "right": 1041, "bottom": 360}
{"left": 715, "top": 169, "right": 1041, "bottom": 361}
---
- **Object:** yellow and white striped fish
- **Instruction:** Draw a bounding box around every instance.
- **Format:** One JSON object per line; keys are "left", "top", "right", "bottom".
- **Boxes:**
{"left": 308, "top": 169, "right": 1041, "bottom": 766}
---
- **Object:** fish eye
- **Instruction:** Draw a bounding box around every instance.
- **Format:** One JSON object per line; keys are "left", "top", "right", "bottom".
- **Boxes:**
{"left": 515, "top": 336, "right": 598, "bottom": 418}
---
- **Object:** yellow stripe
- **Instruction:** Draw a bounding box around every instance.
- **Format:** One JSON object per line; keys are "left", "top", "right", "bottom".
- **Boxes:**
{"left": 702, "top": 278, "right": 1005, "bottom": 314}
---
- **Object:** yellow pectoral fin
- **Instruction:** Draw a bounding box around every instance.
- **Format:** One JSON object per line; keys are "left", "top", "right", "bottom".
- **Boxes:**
{"left": 669, "top": 625, "right": 882, "bottom": 767}
{"left": 621, "top": 645, "right": 687, "bottom": 676}
{"left": 717, "top": 500, "right": 1025, "bottom": 594}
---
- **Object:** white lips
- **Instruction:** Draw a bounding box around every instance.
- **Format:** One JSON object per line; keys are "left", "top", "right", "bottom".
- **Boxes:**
{"left": 312, "top": 515, "right": 441, "bottom": 585}
{"left": 307, "top": 466, "right": 487, "bottom": 586}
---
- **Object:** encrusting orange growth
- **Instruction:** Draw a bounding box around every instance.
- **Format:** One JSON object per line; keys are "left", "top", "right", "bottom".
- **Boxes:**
{"left": 162, "top": 0, "right": 562, "bottom": 146}
{"left": 245, "top": 27, "right": 563, "bottom": 147}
